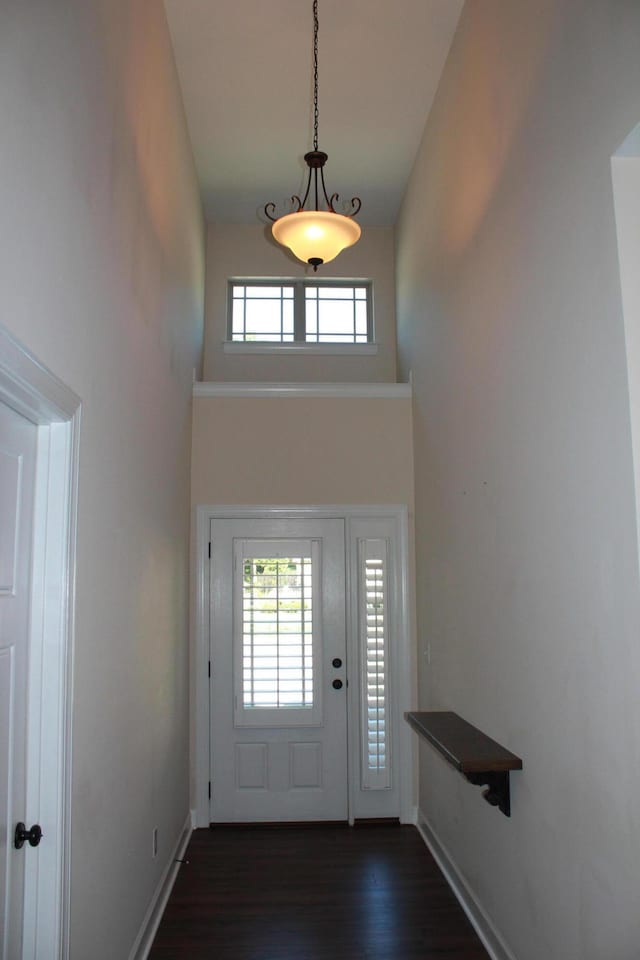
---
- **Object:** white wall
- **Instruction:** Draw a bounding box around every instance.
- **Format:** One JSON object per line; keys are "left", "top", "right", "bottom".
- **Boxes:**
{"left": 203, "top": 223, "right": 397, "bottom": 382}
{"left": 612, "top": 131, "right": 640, "bottom": 564}
{"left": 192, "top": 395, "right": 414, "bottom": 506}
{"left": 0, "top": 1, "right": 204, "bottom": 956}
{"left": 396, "top": 2, "right": 640, "bottom": 958}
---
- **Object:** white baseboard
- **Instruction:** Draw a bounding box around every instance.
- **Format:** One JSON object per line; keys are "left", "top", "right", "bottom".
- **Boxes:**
{"left": 400, "top": 804, "right": 418, "bottom": 825}
{"left": 129, "top": 812, "right": 193, "bottom": 960}
{"left": 417, "top": 811, "right": 517, "bottom": 960}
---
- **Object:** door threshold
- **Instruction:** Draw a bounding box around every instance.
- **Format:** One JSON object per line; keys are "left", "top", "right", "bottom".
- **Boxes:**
{"left": 208, "top": 818, "right": 401, "bottom": 830}
{"left": 209, "top": 820, "right": 349, "bottom": 830}
{"left": 353, "top": 817, "right": 401, "bottom": 827}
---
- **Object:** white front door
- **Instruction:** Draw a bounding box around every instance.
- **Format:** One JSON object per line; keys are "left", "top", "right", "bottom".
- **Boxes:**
{"left": 0, "top": 401, "right": 37, "bottom": 959}
{"left": 210, "top": 518, "right": 347, "bottom": 822}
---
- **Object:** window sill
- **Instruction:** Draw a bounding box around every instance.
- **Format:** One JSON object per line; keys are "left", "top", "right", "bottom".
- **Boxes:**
{"left": 223, "top": 340, "right": 378, "bottom": 356}
{"left": 193, "top": 381, "right": 411, "bottom": 399}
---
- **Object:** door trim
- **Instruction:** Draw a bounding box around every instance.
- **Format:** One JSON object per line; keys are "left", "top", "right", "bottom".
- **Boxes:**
{"left": 194, "top": 504, "right": 415, "bottom": 828}
{"left": 0, "top": 324, "right": 80, "bottom": 959}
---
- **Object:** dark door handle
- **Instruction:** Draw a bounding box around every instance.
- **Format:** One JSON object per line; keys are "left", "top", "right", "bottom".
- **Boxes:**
{"left": 14, "top": 822, "right": 43, "bottom": 849}
{"left": 332, "top": 658, "right": 342, "bottom": 668}
{"left": 332, "top": 678, "right": 343, "bottom": 690}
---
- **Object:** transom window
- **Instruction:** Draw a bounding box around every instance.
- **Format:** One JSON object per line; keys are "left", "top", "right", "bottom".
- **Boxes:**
{"left": 228, "top": 279, "right": 373, "bottom": 344}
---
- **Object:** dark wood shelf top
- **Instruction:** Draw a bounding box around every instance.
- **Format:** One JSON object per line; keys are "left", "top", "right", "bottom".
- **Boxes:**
{"left": 405, "top": 711, "right": 523, "bottom": 774}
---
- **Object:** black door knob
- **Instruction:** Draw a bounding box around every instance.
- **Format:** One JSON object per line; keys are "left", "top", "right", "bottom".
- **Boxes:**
{"left": 332, "top": 678, "right": 343, "bottom": 690}
{"left": 14, "top": 822, "right": 43, "bottom": 849}
{"left": 332, "top": 658, "right": 342, "bottom": 668}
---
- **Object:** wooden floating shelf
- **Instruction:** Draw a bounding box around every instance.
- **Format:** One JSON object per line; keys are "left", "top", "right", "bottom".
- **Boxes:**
{"left": 405, "top": 711, "right": 523, "bottom": 817}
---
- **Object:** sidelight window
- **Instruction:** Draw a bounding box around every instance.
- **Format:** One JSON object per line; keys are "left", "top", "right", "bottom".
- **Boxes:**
{"left": 358, "top": 538, "right": 391, "bottom": 790}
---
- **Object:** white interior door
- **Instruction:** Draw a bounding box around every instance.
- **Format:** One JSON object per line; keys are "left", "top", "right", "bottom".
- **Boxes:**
{"left": 210, "top": 518, "right": 347, "bottom": 822}
{"left": 0, "top": 401, "right": 37, "bottom": 959}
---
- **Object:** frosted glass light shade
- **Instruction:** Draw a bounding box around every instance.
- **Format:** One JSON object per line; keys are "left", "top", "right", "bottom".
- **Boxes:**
{"left": 272, "top": 210, "right": 361, "bottom": 266}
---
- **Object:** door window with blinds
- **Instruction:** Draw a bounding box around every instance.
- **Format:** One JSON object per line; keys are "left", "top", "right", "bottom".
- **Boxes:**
{"left": 233, "top": 538, "right": 323, "bottom": 727}
{"left": 358, "top": 538, "right": 392, "bottom": 790}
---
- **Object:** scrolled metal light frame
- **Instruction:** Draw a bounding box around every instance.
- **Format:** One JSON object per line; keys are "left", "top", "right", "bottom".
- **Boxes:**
{"left": 264, "top": 150, "right": 362, "bottom": 223}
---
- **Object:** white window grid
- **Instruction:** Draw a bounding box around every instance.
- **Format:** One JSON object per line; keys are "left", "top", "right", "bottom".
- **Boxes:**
{"left": 228, "top": 279, "right": 374, "bottom": 344}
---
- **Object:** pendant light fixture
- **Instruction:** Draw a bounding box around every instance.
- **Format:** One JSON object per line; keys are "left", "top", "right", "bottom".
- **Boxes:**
{"left": 264, "top": 0, "right": 362, "bottom": 271}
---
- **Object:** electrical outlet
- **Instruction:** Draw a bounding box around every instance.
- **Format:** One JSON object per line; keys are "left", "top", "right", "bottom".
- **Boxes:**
{"left": 152, "top": 827, "right": 158, "bottom": 859}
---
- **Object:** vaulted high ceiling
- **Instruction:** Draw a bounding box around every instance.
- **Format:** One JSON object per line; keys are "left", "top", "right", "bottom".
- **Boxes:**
{"left": 164, "top": 0, "right": 463, "bottom": 226}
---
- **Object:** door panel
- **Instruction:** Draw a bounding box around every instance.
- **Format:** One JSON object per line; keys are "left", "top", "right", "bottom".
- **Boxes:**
{"left": 0, "top": 403, "right": 37, "bottom": 959}
{"left": 210, "top": 518, "right": 347, "bottom": 822}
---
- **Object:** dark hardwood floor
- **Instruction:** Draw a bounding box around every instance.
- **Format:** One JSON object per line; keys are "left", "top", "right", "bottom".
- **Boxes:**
{"left": 149, "top": 823, "right": 489, "bottom": 960}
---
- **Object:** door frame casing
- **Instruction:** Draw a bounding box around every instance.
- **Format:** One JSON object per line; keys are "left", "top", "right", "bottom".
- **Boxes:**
{"left": 194, "top": 504, "right": 415, "bottom": 827}
{"left": 0, "top": 324, "right": 80, "bottom": 959}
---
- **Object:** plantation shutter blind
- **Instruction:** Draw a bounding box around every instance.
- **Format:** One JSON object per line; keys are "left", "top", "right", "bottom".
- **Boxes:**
{"left": 358, "top": 538, "right": 391, "bottom": 790}
{"left": 233, "top": 538, "right": 323, "bottom": 728}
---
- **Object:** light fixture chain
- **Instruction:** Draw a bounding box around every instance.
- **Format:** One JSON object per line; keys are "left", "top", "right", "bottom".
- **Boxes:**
{"left": 313, "top": 0, "right": 319, "bottom": 151}
{"left": 263, "top": 0, "right": 362, "bottom": 269}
